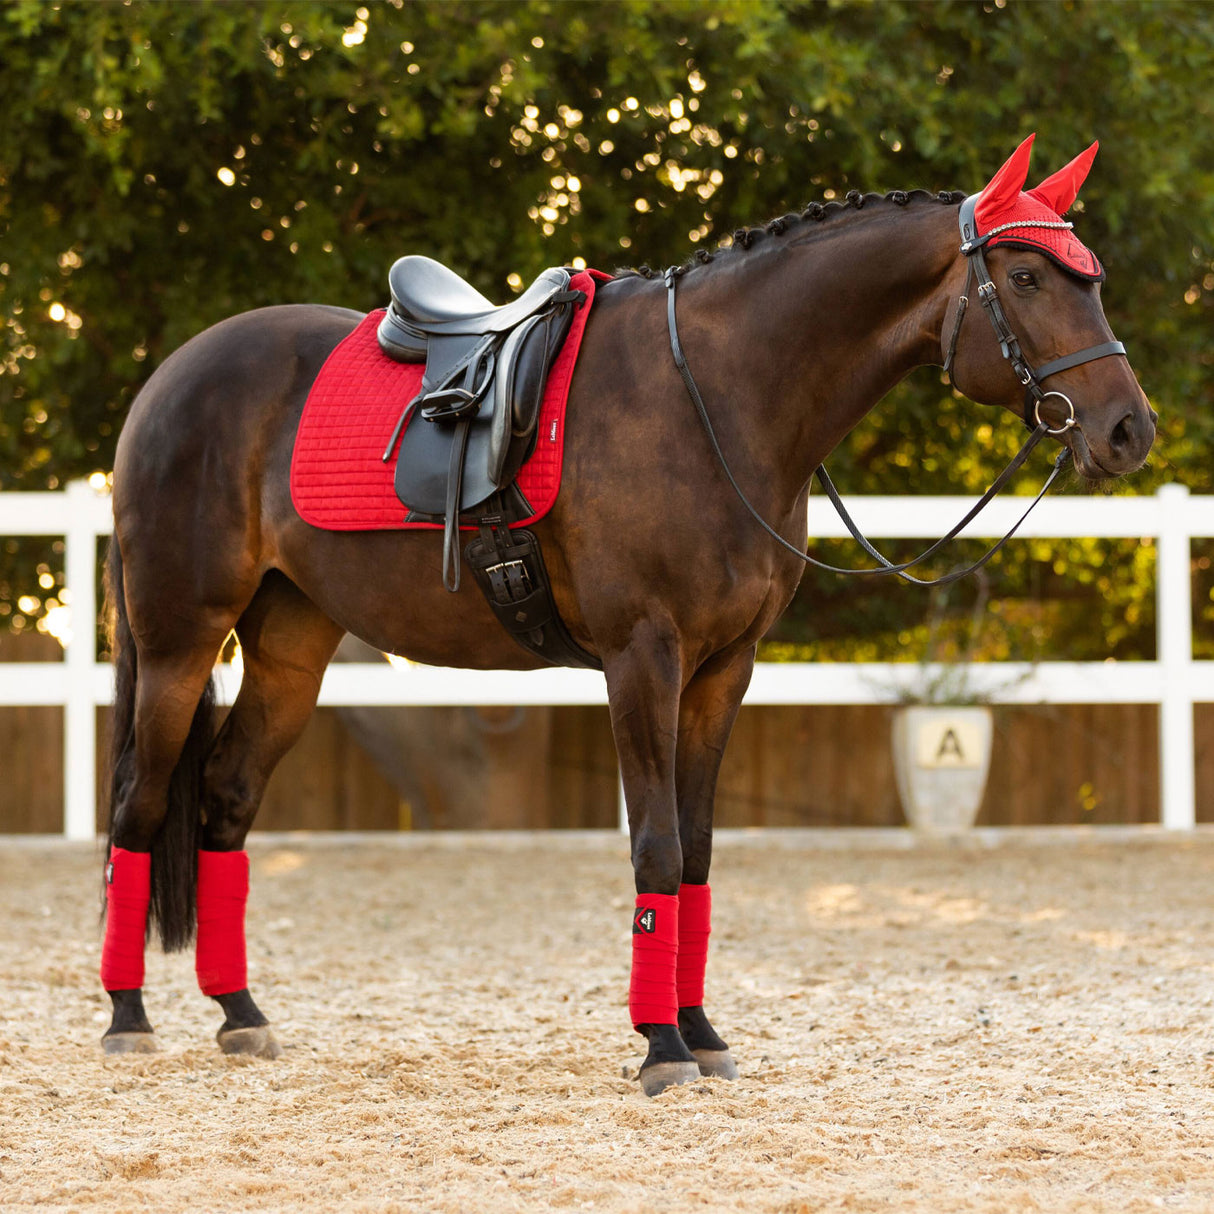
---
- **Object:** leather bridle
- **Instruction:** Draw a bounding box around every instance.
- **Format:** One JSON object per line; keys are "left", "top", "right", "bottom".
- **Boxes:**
{"left": 664, "top": 195, "right": 1130, "bottom": 587}
{"left": 943, "top": 192, "right": 1127, "bottom": 435}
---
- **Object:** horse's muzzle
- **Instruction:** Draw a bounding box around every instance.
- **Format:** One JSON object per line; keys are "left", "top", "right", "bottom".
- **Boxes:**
{"left": 1069, "top": 398, "right": 1157, "bottom": 478}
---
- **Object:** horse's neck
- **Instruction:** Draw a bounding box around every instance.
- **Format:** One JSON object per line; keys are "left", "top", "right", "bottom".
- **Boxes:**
{"left": 683, "top": 204, "right": 961, "bottom": 508}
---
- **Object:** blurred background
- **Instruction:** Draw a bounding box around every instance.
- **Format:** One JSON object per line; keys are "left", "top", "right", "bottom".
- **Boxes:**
{"left": 1, "top": 0, "right": 1211, "bottom": 831}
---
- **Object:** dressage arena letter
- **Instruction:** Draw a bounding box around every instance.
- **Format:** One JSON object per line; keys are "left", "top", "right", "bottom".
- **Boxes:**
{"left": 914, "top": 716, "right": 984, "bottom": 769}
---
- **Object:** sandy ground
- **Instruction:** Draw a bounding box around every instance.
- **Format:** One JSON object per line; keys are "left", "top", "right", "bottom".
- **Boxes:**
{"left": 2, "top": 829, "right": 1214, "bottom": 1213}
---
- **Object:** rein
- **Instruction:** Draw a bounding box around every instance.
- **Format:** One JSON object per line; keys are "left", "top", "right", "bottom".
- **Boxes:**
{"left": 664, "top": 194, "right": 1128, "bottom": 587}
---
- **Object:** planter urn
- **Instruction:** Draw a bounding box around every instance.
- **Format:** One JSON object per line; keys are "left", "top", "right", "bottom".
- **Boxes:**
{"left": 891, "top": 705, "right": 994, "bottom": 834}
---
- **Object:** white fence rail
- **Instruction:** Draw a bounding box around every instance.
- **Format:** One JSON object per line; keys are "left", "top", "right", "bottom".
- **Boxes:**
{"left": 0, "top": 481, "right": 1208, "bottom": 839}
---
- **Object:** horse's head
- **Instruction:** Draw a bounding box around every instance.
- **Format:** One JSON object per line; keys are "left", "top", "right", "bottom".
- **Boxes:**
{"left": 943, "top": 135, "right": 1156, "bottom": 479}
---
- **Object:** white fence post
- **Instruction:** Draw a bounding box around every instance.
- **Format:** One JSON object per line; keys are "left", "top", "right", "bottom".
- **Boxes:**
{"left": 63, "top": 481, "right": 100, "bottom": 840}
{"left": 1156, "top": 483, "right": 1196, "bottom": 830}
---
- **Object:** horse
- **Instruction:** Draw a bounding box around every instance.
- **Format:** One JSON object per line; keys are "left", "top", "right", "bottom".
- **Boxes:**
{"left": 98, "top": 137, "right": 1155, "bottom": 1095}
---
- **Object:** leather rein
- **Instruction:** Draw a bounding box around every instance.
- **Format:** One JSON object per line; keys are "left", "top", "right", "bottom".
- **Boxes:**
{"left": 665, "top": 193, "right": 1129, "bottom": 587}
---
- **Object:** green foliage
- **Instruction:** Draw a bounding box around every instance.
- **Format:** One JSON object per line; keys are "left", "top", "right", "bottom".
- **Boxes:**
{"left": 0, "top": 0, "right": 1210, "bottom": 653}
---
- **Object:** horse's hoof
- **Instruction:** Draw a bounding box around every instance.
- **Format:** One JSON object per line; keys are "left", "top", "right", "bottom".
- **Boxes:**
{"left": 639, "top": 1060, "right": 701, "bottom": 1097}
{"left": 102, "top": 1031, "right": 159, "bottom": 1056}
{"left": 217, "top": 1025, "right": 282, "bottom": 1060}
{"left": 693, "top": 1047, "right": 739, "bottom": 1080}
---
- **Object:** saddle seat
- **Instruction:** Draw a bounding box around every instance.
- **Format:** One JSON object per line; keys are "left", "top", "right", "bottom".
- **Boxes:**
{"left": 375, "top": 254, "right": 583, "bottom": 593}
{"left": 378, "top": 256, "right": 575, "bottom": 359}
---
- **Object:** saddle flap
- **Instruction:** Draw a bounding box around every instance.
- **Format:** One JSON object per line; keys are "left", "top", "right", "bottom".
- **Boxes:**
{"left": 487, "top": 304, "right": 577, "bottom": 485}
{"left": 394, "top": 409, "right": 497, "bottom": 517}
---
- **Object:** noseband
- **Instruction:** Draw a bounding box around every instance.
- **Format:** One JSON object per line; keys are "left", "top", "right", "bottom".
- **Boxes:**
{"left": 943, "top": 193, "right": 1126, "bottom": 434}
{"left": 665, "top": 196, "right": 1130, "bottom": 587}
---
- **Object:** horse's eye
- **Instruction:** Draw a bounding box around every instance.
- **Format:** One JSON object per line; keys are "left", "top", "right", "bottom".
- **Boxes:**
{"left": 1011, "top": 270, "right": 1037, "bottom": 290}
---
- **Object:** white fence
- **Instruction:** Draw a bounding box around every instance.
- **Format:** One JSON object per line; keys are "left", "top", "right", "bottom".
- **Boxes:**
{"left": 0, "top": 481, "right": 1209, "bottom": 839}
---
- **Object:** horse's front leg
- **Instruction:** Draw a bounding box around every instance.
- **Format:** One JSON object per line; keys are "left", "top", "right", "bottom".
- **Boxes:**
{"left": 605, "top": 623, "right": 701, "bottom": 1096}
{"left": 674, "top": 645, "right": 755, "bottom": 1081}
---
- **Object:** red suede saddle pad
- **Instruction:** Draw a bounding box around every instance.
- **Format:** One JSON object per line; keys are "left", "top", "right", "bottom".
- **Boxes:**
{"left": 291, "top": 268, "right": 605, "bottom": 530}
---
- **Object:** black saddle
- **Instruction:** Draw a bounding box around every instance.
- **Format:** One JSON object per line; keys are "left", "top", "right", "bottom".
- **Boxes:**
{"left": 377, "top": 256, "right": 583, "bottom": 592}
{"left": 372, "top": 256, "right": 599, "bottom": 670}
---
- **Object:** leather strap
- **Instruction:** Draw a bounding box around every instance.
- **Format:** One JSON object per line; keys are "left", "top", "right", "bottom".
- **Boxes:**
{"left": 665, "top": 266, "right": 1070, "bottom": 587}
{"left": 812, "top": 447, "right": 1071, "bottom": 587}
{"left": 463, "top": 509, "right": 602, "bottom": 670}
{"left": 442, "top": 418, "right": 471, "bottom": 591}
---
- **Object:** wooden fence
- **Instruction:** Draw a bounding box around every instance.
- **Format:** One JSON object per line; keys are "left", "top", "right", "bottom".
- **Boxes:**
{"left": 0, "top": 630, "right": 1189, "bottom": 831}
{"left": 2, "top": 480, "right": 1212, "bottom": 836}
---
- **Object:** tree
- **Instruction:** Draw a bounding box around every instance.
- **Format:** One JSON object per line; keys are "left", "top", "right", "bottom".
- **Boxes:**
{"left": 1, "top": 0, "right": 1211, "bottom": 654}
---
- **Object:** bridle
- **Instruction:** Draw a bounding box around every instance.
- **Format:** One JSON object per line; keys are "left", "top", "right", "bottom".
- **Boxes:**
{"left": 943, "top": 193, "right": 1126, "bottom": 436}
{"left": 665, "top": 195, "right": 1130, "bottom": 587}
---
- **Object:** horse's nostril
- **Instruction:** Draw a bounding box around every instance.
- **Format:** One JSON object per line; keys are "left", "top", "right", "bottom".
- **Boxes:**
{"left": 1109, "top": 413, "right": 1134, "bottom": 451}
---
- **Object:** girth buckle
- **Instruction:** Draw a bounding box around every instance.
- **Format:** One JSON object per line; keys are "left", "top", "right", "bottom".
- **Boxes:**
{"left": 484, "top": 557, "right": 533, "bottom": 599}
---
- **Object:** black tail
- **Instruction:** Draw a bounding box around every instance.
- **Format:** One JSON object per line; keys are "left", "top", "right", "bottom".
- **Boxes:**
{"left": 104, "top": 538, "right": 217, "bottom": 953}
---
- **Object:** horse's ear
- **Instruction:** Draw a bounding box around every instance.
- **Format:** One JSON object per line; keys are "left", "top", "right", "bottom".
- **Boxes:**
{"left": 974, "top": 134, "right": 1035, "bottom": 229}
{"left": 1028, "top": 141, "right": 1099, "bottom": 215}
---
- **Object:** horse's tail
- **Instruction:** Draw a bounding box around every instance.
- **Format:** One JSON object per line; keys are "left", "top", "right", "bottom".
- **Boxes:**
{"left": 104, "top": 538, "right": 216, "bottom": 952}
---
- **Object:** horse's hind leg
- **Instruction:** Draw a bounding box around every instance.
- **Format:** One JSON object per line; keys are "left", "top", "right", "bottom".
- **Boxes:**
{"left": 674, "top": 645, "right": 756, "bottom": 1081}
{"left": 104, "top": 632, "right": 235, "bottom": 1054}
{"left": 198, "top": 572, "right": 344, "bottom": 1057}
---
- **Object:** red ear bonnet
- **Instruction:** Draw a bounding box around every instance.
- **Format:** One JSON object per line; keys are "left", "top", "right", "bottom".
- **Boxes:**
{"left": 972, "top": 135, "right": 1104, "bottom": 281}
{"left": 1028, "top": 141, "right": 1099, "bottom": 215}
{"left": 973, "top": 134, "right": 1036, "bottom": 232}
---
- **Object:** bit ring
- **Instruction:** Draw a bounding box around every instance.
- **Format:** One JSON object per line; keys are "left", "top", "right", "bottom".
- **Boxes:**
{"left": 1034, "top": 391, "right": 1077, "bottom": 436}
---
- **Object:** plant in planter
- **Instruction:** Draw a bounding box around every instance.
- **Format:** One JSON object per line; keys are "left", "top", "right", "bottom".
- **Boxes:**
{"left": 883, "top": 574, "right": 1028, "bottom": 835}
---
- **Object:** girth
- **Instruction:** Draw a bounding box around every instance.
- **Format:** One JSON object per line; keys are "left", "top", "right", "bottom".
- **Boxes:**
{"left": 463, "top": 502, "right": 602, "bottom": 672}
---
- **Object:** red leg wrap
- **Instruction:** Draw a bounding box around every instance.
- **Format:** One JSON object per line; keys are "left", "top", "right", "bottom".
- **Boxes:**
{"left": 195, "top": 849, "right": 249, "bottom": 997}
{"left": 101, "top": 847, "right": 151, "bottom": 991}
{"left": 629, "top": 893, "right": 679, "bottom": 1029}
{"left": 676, "top": 882, "right": 711, "bottom": 1008}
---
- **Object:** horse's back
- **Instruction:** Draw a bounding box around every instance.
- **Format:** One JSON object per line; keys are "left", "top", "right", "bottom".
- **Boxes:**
{"left": 118, "top": 304, "right": 359, "bottom": 464}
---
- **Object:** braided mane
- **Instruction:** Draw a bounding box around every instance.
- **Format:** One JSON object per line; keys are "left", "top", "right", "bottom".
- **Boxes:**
{"left": 621, "top": 188, "right": 968, "bottom": 280}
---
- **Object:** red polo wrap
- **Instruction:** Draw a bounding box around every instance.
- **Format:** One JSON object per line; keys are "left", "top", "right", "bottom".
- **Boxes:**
{"left": 195, "top": 849, "right": 249, "bottom": 996}
{"left": 629, "top": 893, "right": 679, "bottom": 1028}
{"left": 100, "top": 847, "right": 151, "bottom": 991}
{"left": 676, "top": 882, "right": 712, "bottom": 1008}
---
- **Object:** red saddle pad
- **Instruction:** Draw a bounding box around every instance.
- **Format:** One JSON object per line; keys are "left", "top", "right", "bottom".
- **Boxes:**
{"left": 290, "top": 268, "right": 605, "bottom": 530}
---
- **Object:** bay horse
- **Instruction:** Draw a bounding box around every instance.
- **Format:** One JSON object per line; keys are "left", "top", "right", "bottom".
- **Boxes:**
{"left": 99, "top": 137, "right": 1154, "bottom": 1095}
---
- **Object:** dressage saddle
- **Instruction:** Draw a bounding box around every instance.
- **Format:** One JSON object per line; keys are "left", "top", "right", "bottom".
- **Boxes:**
{"left": 376, "top": 256, "right": 599, "bottom": 671}
{"left": 378, "top": 257, "right": 582, "bottom": 577}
